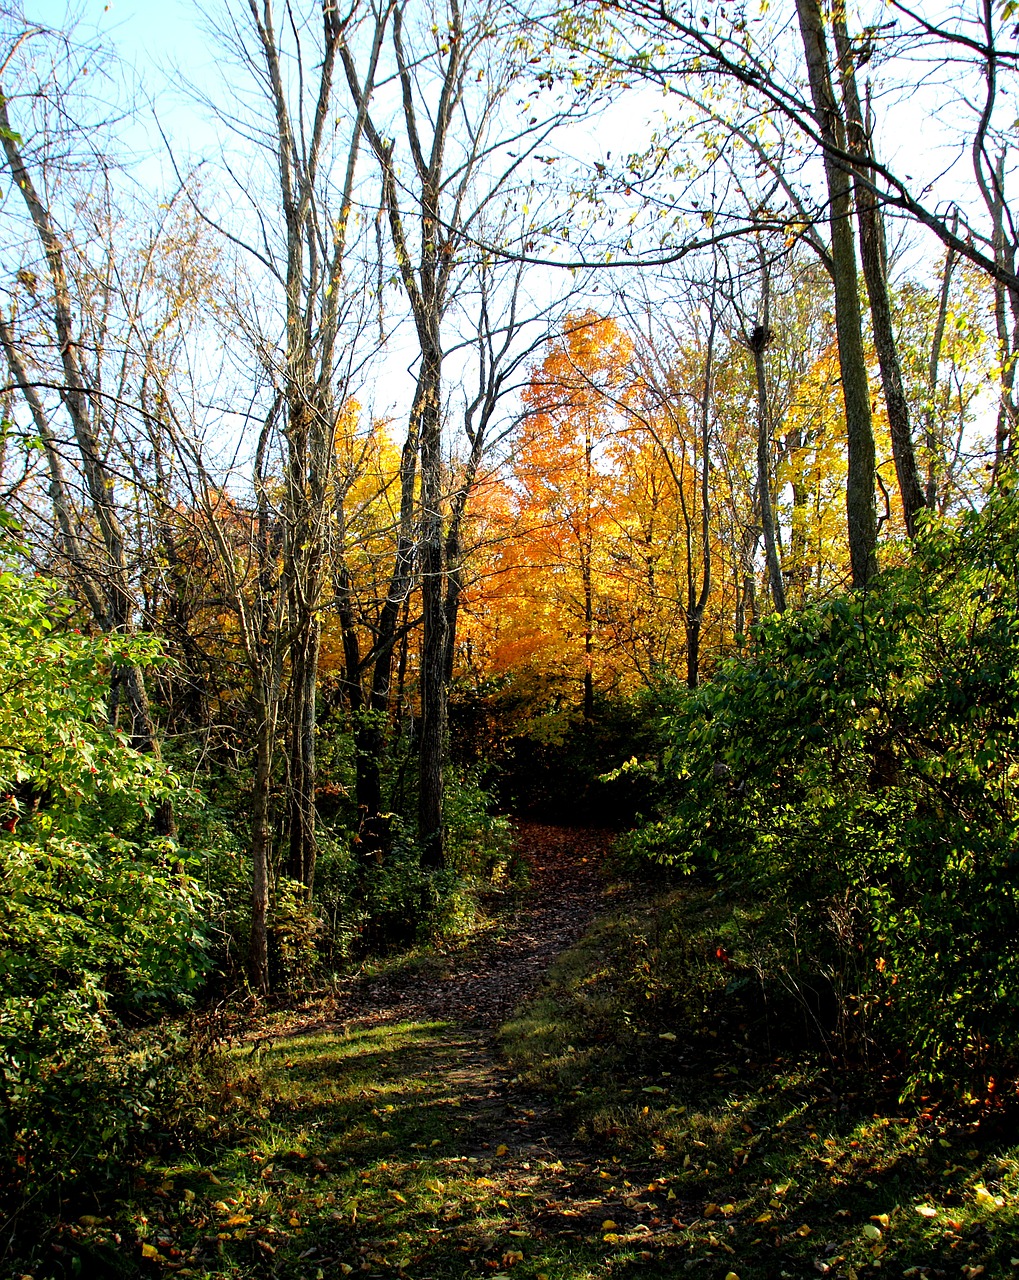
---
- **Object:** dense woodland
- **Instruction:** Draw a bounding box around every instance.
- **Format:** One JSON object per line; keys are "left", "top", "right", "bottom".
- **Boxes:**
{"left": 4, "top": 0, "right": 1019, "bottom": 1275}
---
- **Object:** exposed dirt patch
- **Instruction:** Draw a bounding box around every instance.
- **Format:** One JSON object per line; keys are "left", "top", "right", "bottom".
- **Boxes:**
{"left": 346, "top": 822, "right": 617, "bottom": 1029}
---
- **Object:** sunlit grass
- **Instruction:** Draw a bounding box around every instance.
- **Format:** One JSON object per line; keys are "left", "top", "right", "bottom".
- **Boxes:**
{"left": 28, "top": 885, "right": 1019, "bottom": 1279}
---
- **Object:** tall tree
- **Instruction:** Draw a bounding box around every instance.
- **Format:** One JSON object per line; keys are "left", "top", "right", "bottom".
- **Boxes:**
{"left": 0, "top": 47, "right": 174, "bottom": 832}
{"left": 793, "top": 0, "right": 876, "bottom": 587}
{"left": 831, "top": 11, "right": 926, "bottom": 537}
{"left": 340, "top": 0, "right": 590, "bottom": 864}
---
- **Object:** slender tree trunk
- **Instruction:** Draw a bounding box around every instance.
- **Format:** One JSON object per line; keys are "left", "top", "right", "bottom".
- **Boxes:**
{"left": 582, "top": 556, "right": 595, "bottom": 718}
{"left": 794, "top": 0, "right": 878, "bottom": 587}
{"left": 250, "top": 705, "right": 273, "bottom": 995}
{"left": 750, "top": 321, "right": 786, "bottom": 613}
{"left": 286, "top": 620, "right": 320, "bottom": 892}
{"left": 418, "top": 348, "right": 447, "bottom": 868}
{"left": 833, "top": 15, "right": 926, "bottom": 537}
{"left": 925, "top": 235, "right": 959, "bottom": 507}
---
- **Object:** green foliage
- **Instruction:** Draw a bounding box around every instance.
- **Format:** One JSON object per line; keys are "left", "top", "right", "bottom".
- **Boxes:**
{"left": 628, "top": 486, "right": 1019, "bottom": 1091}
{"left": 0, "top": 570, "right": 214, "bottom": 1202}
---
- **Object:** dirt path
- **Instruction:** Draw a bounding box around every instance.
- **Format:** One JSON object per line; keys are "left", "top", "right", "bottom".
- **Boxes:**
{"left": 335, "top": 822, "right": 615, "bottom": 1030}
{"left": 219, "top": 823, "right": 671, "bottom": 1279}
{"left": 70, "top": 824, "right": 684, "bottom": 1280}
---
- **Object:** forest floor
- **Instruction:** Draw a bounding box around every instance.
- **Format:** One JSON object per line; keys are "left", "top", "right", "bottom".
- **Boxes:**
{"left": 31, "top": 824, "right": 1019, "bottom": 1280}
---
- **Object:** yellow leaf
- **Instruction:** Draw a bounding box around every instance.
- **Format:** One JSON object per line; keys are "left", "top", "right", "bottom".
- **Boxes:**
{"left": 725, "top": 1273, "right": 740, "bottom": 1280}
{"left": 720, "top": 1203, "right": 736, "bottom": 1217}
{"left": 602, "top": 1219, "right": 617, "bottom": 1230}
{"left": 870, "top": 1213, "right": 890, "bottom": 1228}
{"left": 603, "top": 1233, "right": 621, "bottom": 1243}
{"left": 754, "top": 1211, "right": 773, "bottom": 1224}
{"left": 974, "top": 1184, "right": 1003, "bottom": 1210}
{"left": 224, "top": 1214, "right": 252, "bottom": 1226}
{"left": 140, "top": 1243, "right": 160, "bottom": 1259}
{"left": 496, "top": 1144, "right": 509, "bottom": 1156}
{"left": 390, "top": 1192, "right": 406, "bottom": 1204}
{"left": 796, "top": 1223, "right": 811, "bottom": 1237}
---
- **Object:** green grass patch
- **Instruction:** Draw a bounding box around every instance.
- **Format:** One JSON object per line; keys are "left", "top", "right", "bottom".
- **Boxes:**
{"left": 501, "top": 883, "right": 1019, "bottom": 1279}
{"left": 10, "top": 882, "right": 1019, "bottom": 1280}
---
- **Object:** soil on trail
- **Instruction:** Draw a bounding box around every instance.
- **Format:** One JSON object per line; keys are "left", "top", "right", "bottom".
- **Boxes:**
{"left": 337, "top": 822, "right": 616, "bottom": 1029}
{"left": 264, "top": 822, "right": 622, "bottom": 1168}
{"left": 232, "top": 823, "right": 659, "bottom": 1277}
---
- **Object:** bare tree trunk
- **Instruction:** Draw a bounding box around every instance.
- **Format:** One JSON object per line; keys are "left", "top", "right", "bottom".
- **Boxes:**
{"left": 686, "top": 286, "right": 716, "bottom": 687}
{"left": 794, "top": 0, "right": 878, "bottom": 587}
{"left": 833, "top": 14, "right": 926, "bottom": 537}
{"left": 969, "top": 1, "right": 1019, "bottom": 481}
{"left": 249, "top": 704, "right": 273, "bottom": 994}
{"left": 750, "top": 318, "right": 786, "bottom": 613}
{"left": 925, "top": 234, "right": 959, "bottom": 508}
{"left": 418, "top": 349, "right": 447, "bottom": 867}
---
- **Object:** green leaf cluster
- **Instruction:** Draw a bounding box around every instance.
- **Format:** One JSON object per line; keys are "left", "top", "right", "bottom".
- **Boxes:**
{"left": 633, "top": 484, "right": 1019, "bottom": 1092}
{"left": 0, "top": 569, "right": 214, "bottom": 1201}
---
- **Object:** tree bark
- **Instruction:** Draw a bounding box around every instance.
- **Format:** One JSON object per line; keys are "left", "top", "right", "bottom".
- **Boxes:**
{"left": 794, "top": 0, "right": 878, "bottom": 588}
{"left": 418, "top": 348, "right": 447, "bottom": 867}
{"left": 750, "top": 320, "right": 786, "bottom": 613}
{"left": 249, "top": 704, "right": 273, "bottom": 994}
{"left": 833, "top": 15, "right": 926, "bottom": 537}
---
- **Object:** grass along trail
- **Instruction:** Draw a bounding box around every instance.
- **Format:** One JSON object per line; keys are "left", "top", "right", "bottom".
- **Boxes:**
{"left": 40, "top": 823, "right": 1019, "bottom": 1280}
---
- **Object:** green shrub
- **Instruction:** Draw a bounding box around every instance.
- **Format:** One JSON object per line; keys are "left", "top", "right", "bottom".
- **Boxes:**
{"left": 628, "top": 485, "right": 1019, "bottom": 1092}
{"left": 0, "top": 570, "right": 214, "bottom": 1202}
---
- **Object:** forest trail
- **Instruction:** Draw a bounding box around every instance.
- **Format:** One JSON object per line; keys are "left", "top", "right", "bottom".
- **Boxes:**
{"left": 49, "top": 824, "right": 1017, "bottom": 1280}
{"left": 323, "top": 822, "right": 614, "bottom": 1031}
{"left": 149, "top": 823, "right": 684, "bottom": 1280}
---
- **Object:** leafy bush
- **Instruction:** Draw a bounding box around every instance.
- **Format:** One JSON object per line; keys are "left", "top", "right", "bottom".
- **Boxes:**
{"left": 0, "top": 570, "right": 214, "bottom": 1201}
{"left": 629, "top": 486, "right": 1019, "bottom": 1092}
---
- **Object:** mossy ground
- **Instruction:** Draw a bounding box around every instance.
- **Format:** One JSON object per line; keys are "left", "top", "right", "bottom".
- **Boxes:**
{"left": 12, "top": 869, "right": 1019, "bottom": 1280}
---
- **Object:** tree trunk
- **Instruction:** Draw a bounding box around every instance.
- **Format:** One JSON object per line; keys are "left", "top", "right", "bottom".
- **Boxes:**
{"left": 925, "top": 235, "right": 958, "bottom": 508}
{"left": 833, "top": 15, "right": 926, "bottom": 537}
{"left": 686, "top": 612, "right": 701, "bottom": 690}
{"left": 418, "top": 348, "right": 447, "bottom": 869}
{"left": 794, "top": 0, "right": 878, "bottom": 588}
{"left": 750, "top": 322, "right": 786, "bottom": 613}
{"left": 249, "top": 707, "right": 273, "bottom": 995}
